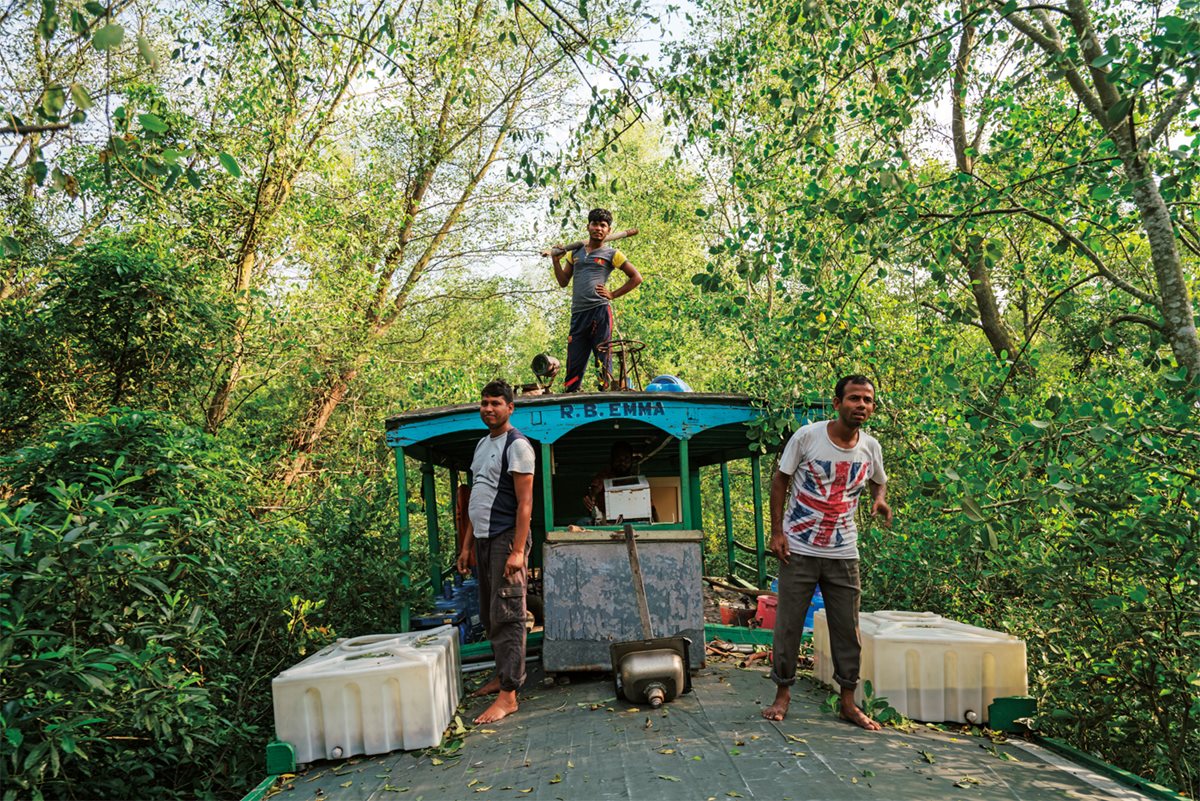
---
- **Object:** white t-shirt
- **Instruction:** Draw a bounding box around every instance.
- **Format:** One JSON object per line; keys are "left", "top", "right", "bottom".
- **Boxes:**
{"left": 778, "top": 420, "right": 887, "bottom": 560}
{"left": 468, "top": 429, "right": 536, "bottom": 538}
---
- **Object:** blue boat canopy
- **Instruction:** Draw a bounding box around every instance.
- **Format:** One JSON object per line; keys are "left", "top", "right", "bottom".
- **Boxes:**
{"left": 385, "top": 392, "right": 798, "bottom": 470}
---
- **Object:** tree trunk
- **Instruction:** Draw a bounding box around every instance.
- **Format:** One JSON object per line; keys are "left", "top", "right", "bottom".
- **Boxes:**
{"left": 1063, "top": 0, "right": 1200, "bottom": 380}
{"left": 271, "top": 365, "right": 360, "bottom": 493}
{"left": 203, "top": 15, "right": 378, "bottom": 433}
{"left": 964, "top": 248, "right": 1021, "bottom": 362}
{"left": 1001, "top": 0, "right": 1200, "bottom": 383}
{"left": 951, "top": 3, "right": 1025, "bottom": 369}
{"left": 1121, "top": 152, "right": 1200, "bottom": 379}
{"left": 268, "top": 47, "right": 532, "bottom": 501}
{"left": 204, "top": 220, "right": 266, "bottom": 434}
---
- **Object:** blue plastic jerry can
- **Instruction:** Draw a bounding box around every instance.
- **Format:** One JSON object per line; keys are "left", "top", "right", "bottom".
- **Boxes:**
{"left": 804, "top": 586, "right": 824, "bottom": 633}
{"left": 770, "top": 579, "right": 824, "bottom": 632}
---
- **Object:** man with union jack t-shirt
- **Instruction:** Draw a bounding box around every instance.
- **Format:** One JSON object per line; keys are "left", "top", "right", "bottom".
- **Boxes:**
{"left": 761, "top": 375, "right": 893, "bottom": 730}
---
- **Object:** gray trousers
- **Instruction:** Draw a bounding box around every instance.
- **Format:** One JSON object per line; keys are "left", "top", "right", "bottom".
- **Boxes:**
{"left": 770, "top": 554, "right": 862, "bottom": 691}
{"left": 475, "top": 528, "right": 531, "bottom": 692}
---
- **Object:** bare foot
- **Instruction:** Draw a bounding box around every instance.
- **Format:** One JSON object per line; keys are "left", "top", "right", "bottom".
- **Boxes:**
{"left": 474, "top": 689, "right": 518, "bottom": 724}
{"left": 839, "top": 693, "right": 882, "bottom": 731}
{"left": 761, "top": 686, "right": 790, "bottom": 721}
{"left": 470, "top": 676, "right": 501, "bottom": 697}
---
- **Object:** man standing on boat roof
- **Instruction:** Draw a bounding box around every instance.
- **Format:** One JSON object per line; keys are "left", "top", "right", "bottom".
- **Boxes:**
{"left": 457, "top": 379, "right": 536, "bottom": 724}
{"left": 761, "top": 375, "right": 893, "bottom": 730}
{"left": 550, "top": 208, "right": 643, "bottom": 392}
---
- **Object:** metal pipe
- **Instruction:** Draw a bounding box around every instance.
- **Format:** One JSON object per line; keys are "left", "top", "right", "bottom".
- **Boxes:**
{"left": 624, "top": 523, "right": 654, "bottom": 639}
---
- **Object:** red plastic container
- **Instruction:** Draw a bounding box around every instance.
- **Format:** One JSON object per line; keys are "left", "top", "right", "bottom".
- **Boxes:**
{"left": 755, "top": 594, "right": 777, "bottom": 630}
{"left": 719, "top": 601, "right": 756, "bottom": 626}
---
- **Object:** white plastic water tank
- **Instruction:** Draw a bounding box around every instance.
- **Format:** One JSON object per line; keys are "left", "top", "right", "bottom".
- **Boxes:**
{"left": 272, "top": 628, "right": 461, "bottom": 763}
{"left": 603, "top": 474, "right": 652, "bottom": 522}
{"left": 813, "top": 610, "right": 1027, "bottom": 723}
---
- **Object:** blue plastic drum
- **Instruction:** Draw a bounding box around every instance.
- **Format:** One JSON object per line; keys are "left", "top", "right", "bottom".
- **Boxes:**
{"left": 645, "top": 374, "right": 693, "bottom": 392}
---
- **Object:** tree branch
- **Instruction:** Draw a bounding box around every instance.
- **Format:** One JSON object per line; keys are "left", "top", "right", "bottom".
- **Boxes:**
{"left": 920, "top": 301, "right": 985, "bottom": 330}
{"left": 0, "top": 121, "right": 69, "bottom": 135}
{"left": 995, "top": 2, "right": 1107, "bottom": 125}
{"left": 1110, "top": 314, "right": 1163, "bottom": 331}
{"left": 920, "top": 206, "right": 1159, "bottom": 306}
{"left": 1015, "top": 206, "right": 1158, "bottom": 306}
{"left": 1147, "top": 81, "right": 1194, "bottom": 149}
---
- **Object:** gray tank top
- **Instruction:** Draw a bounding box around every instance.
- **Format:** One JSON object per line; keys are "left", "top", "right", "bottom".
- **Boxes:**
{"left": 569, "top": 245, "right": 619, "bottom": 313}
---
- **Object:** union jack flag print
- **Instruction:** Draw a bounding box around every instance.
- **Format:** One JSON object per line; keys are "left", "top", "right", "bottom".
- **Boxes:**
{"left": 785, "top": 459, "right": 872, "bottom": 548}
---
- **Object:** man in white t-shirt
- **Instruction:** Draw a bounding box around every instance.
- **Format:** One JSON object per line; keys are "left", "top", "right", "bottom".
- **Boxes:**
{"left": 761, "top": 375, "right": 893, "bottom": 730}
{"left": 456, "top": 379, "right": 536, "bottom": 724}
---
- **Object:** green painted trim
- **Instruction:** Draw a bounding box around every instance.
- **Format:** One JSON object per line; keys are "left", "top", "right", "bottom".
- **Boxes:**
{"left": 725, "top": 573, "right": 760, "bottom": 591}
{"left": 549, "top": 522, "right": 684, "bottom": 533}
{"left": 540, "top": 442, "right": 554, "bottom": 534}
{"left": 264, "top": 740, "right": 296, "bottom": 775}
{"left": 689, "top": 466, "right": 703, "bottom": 532}
{"left": 1035, "top": 736, "right": 1188, "bottom": 801}
{"left": 238, "top": 774, "right": 278, "bottom": 801}
{"left": 679, "top": 438, "right": 693, "bottom": 529}
{"left": 422, "top": 463, "right": 440, "bottom": 599}
{"left": 395, "top": 448, "right": 411, "bottom": 633}
{"left": 720, "top": 462, "right": 734, "bottom": 576}
{"left": 461, "top": 631, "right": 544, "bottom": 660}
{"left": 750, "top": 454, "right": 766, "bottom": 587}
{"left": 704, "top": 623, "right": 775, "bottom": 646}
{"left": 546, "top": 529, "right": 702, "bottom": 543}
{"left": 988, "top": 695, "right": 1036, "bottom": 733}
{"left": 448, "top": 469, "right": 461, "bottom": 586}
{"left": 733, "top": 559, "right": 757, "bottom": 578}
{"left": 731, "top": 540, "right": 759, "bottom": 556}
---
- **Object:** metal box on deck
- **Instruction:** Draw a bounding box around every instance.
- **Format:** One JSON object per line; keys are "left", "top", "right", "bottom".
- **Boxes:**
{"left": 813, "top": 610, "right": 1027, "bottom": 723}
{"left": 542, "top": 529, "right": 704, "bottom": 671}
{"left": 272, "top": 628, "right": 461, "bottom": 763}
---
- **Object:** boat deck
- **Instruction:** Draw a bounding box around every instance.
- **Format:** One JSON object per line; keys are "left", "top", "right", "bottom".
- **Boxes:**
{"left": 263, "top": 657, "right": 1154, "bottom": 801}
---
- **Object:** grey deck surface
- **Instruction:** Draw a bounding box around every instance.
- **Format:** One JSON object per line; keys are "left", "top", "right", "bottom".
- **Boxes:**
{"left": 271, "top": 660, "right": 1151, "bottom": 801}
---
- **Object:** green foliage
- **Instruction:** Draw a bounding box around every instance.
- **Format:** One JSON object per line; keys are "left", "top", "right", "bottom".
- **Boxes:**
{"left": 0, "top": 169, "right": 61, "bottom": 298}
{"left": 820, "top": 682, "right": 904, "bottom": 726}
{"left": 860, "top": 368, "right": 1199, "bottom": 792}
{"left": 0, "top": 241, "right": 229, "bottom": 446}
{"left": 1, "top": 0, "right": 1197, "bottom": 796}
{"left": 860, "top": 680, "right": 903, "bottom": 726}
{"left": 657, "top": 0, "right": 1200, "bottom": 786}
{"left": 0, "top": 411, "right": 432, "bottom": 798}
{"left": 0, "top": 411, "right": 247, "bottom": 800}
{"left": 299, "top": 479, "right": 426, "bottom": 636}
